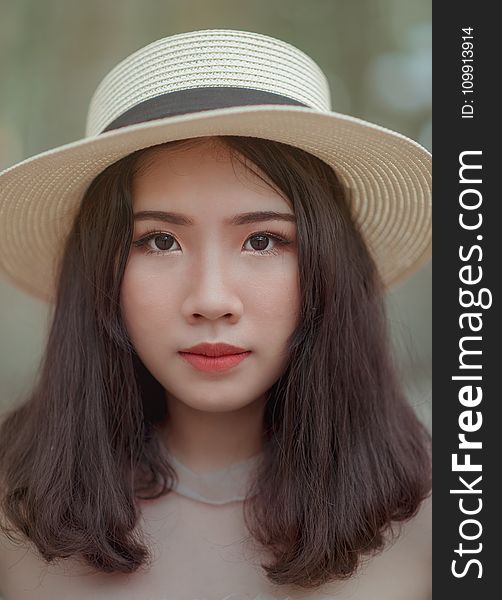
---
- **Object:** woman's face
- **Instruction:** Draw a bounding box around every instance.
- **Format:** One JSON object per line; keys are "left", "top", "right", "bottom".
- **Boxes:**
{"left": 120, "top": 139, "right": 300, "bottom": 413}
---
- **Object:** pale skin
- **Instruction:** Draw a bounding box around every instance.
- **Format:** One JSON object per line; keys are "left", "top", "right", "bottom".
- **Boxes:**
{"left": 119, "top": 137, "right": 301, "bottom": 473}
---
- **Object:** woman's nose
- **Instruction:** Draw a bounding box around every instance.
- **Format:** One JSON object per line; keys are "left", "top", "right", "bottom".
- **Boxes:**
{"left": 180, "top": 251, "right": 244, "bottom": 323}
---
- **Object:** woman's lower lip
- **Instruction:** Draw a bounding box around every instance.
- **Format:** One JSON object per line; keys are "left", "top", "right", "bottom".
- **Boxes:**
{"left": 178, "top": 351, "right": 251, "bottom": 372}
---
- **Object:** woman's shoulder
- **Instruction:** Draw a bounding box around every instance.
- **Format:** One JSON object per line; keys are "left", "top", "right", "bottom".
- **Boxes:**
{"left": 359, "top": 494, "right": 431, "bottom": 598}
{"left": 303, "top": 495, "right": 432, "bottom": 600}
{"left": 375, "top": 493, "right": 432, "bottom": 580}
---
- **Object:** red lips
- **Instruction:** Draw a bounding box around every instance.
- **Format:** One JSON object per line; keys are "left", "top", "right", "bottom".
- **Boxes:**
{"left": 179, "top": 342, "right": 248, "bottom": 357}
{"left": 178, "top": 342, "right": 251, "bottom": 373}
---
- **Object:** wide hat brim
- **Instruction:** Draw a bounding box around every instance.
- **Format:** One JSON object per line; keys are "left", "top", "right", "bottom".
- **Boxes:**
{"left": 0, "top": 103, "right": 431, "bottom": 303}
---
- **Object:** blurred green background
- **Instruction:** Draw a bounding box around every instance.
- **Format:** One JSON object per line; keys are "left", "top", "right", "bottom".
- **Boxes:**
{"left": 0, "top": 0, "right": 431, "bottom": 430}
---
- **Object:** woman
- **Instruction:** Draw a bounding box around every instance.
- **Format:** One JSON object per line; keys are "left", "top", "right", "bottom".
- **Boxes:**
{"left": 0, "top": 30, "right": 432, "bottom": 599}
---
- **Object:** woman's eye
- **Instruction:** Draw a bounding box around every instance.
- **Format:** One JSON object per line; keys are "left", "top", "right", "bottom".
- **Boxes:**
{"left": 133, "top": 233, "right": 180, "bottom": 255}
{"left": 243, "top": 234, "right": 281, "bottom": 254}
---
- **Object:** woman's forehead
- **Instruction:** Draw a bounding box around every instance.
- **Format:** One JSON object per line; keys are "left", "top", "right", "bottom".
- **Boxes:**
{"left": 132, "top": 140, "right": 293, "bottom": 216}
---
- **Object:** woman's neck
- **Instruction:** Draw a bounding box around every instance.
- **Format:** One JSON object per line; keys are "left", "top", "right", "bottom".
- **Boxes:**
{"left": 159, "top": 392, "right": 267, "bottom": 473}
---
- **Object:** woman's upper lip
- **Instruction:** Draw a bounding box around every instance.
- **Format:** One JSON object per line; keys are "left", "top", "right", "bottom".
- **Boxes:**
{"left": 179, "top": 342, "right": 249, "bottom": 357}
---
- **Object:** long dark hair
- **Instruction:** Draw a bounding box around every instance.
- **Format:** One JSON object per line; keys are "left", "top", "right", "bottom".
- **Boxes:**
{"left": 0, "top": 135, "right": 431, "bottom": 588}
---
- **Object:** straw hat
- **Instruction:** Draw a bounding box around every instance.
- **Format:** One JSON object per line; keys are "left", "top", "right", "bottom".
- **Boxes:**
{"left": 0, "top": 28, "right": 431, "bottom": 303}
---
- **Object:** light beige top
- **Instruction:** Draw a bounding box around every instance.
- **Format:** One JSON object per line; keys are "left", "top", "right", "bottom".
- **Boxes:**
{"left": 0, "top": 451, "right": 432, "bottom": 600}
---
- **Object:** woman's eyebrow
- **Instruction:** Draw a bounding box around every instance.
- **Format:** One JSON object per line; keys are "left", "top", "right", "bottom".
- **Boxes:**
{"left": 133, "top": 210, "right": 296, "bottom": 226}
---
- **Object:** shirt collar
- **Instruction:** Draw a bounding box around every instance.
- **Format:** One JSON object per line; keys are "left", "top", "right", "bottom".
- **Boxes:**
{"left": 166, "top": 450, "right": 263, "bottom": 505}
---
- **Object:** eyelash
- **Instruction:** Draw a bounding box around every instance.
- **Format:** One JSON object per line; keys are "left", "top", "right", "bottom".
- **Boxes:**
{"left": 132, "top": 229, "right": 293, "bottom": 257}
